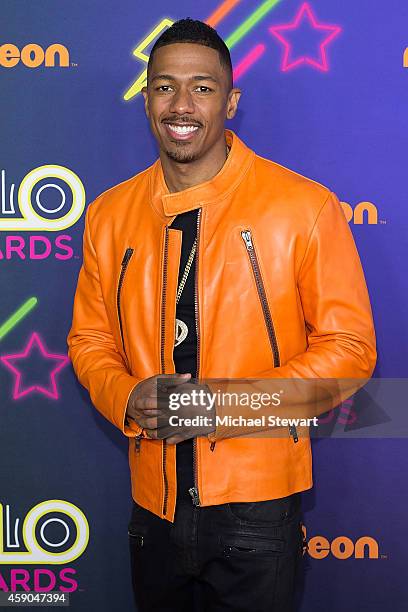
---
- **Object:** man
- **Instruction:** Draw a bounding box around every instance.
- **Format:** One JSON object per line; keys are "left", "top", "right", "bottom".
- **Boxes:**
{"left": 67, "top": 18, "right": 376, "bottom": 612}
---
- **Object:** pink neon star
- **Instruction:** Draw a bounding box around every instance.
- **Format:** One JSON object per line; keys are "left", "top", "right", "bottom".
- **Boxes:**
{"left": 0, "top": 332, "right": 69, "bottom": 399}
{"left": 269, "top": 2, "right": 342, "bottom": 72}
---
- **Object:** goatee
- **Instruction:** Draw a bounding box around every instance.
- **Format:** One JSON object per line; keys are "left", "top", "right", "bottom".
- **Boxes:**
{"left": 165, "top": 149, "right": 199, "bottom": 164}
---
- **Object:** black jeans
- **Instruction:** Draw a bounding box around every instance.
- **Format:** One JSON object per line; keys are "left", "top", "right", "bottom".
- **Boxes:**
{"left": 128, "top": 492, "right": 305, "bottom": 612}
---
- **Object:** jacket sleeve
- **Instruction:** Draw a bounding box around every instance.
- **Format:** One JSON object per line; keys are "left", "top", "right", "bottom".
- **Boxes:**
{"left": 279, "top": 190, "right": 377, "bottom": 380}
{"left": 207, "top": 191, "right": 377, "bottom": 442}
{"left": 66, "top": 202, "right": 144, "bottom": 438}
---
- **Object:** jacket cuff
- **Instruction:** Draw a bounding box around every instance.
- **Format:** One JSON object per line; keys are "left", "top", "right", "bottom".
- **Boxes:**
{"left": 119, "top": 377, "right": 148, "bottom": 438}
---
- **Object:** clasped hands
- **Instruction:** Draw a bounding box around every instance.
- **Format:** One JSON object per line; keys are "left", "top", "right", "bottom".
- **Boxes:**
{"left": 126, "top": 373, "right": 216, "bottom": 444}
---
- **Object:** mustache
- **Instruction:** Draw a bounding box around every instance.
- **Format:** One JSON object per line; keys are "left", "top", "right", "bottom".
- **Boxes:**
{"left": 162, "top": 117, "right": 203, "bottom": 127}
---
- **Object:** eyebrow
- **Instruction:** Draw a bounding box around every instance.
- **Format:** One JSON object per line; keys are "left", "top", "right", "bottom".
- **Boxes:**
{"left": 150, "top": 74, "right": 219, "bottom": 84}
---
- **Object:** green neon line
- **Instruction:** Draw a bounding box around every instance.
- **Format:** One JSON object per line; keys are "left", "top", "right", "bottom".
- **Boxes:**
{"left": 0, "top": 297, "right": 38, "bottom": 341}
{"left": 225, "top": 0, "right": 281, "bottom": 49}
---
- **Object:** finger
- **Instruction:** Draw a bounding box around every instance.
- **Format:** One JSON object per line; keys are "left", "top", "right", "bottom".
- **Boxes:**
{"left": 135, "top": 397, "right": 162, "bottom": 410}
{"left": 135, "top": 395, "right": 178, "bottom": 410}
{"left": 163, "top": 373, "right": 192, "bottom": 381}
{"left": 144, "top": 427, "right": 173, "bottom": 440}
{"left": 165, "top": 434, "right": 185, "bottom": 445}
{"left": 143, "top": 428, "right": 159, "bottom": 439}
{"left": 137, "top": 414, "right": 175, "bottom": 430}
{"left": 136, "top": 416, "right": 158, "bottom": 430}
{"left": 157, "top": 373, "right": 192, "bottom": 391}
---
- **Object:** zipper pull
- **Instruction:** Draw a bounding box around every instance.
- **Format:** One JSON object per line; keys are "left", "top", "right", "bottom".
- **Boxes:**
{"left": 188, "top": 487, "right": 200, "bottom": 506}
{"left": 241, "top": 230, "right": 254, "bottom": 250}
{"left": 289, "top": 425, "right": 299, "bottom": 443}
{"left": 210, "top": 441, "right": 216, "bottom": 452}
{"left": 135, "top": 433, "right": 143, "bottom": 453}
{"left": 121, "top": 247, "right": 133, "bottom": 267}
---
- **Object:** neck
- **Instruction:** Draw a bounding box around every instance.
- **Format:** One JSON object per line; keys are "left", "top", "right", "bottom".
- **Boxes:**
{"left": 160, "top": 136, "right": 229, "bottom": 194}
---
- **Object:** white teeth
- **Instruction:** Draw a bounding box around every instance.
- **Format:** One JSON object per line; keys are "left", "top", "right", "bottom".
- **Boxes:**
{"left": 167, "top": 124, "right": 199, "bottom": 134}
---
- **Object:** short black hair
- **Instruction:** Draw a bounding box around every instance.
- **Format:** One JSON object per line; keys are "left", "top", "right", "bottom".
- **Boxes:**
{"left": 147, "top": 18, "right": 233, "bottom": 90}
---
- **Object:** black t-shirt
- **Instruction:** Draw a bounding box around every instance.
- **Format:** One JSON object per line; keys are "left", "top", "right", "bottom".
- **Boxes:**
{"left": 170, "top": 209, "right": 199, "bottom": 500}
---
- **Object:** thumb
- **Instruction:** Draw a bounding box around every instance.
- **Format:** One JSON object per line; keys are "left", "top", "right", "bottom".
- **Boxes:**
{"left": 165, "top": 372, "right": 192, "bottom": 387}
{"left": 158, "top": 372, "right": 191, "bottom": 388}
{"left": 174, "top": 372, "right": 192, "bottom": 381}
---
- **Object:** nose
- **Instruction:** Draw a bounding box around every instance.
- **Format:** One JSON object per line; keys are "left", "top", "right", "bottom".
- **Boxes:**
{"left": 169, "top": 86, "right": 194, "bottom": 115}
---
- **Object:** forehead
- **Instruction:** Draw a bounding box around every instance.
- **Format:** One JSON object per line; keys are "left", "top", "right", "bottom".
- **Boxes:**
{"left": 149, "top": 42, "right": 225, "bottom": 79}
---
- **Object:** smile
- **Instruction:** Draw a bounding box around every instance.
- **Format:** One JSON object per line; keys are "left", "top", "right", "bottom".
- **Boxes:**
{"left": 166, "top": 124, "right": 199, "bottom": 134}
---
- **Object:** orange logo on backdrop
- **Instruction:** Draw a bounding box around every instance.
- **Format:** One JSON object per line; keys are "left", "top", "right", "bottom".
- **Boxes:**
{"left": 0, "top": 44, "right": 69, "bottom": 68}
{"left": 340, "top": 201, "right": 378, "bottom": 224}
{"left": 302, "top": 525, "right": 379, "bottom": 559}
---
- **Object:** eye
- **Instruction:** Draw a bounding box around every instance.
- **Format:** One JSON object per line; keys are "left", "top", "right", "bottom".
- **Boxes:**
{"left": 156, "top": 85, "right": 173, "bottom": 92}
{"left": 195, "top": 86, "right": 212, "bottom": 93}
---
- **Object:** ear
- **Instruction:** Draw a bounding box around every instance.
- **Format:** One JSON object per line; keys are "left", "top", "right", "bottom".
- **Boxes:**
{"left": 226, "top": 88, "right": 242, "bottom": 120}
{"left": 141, "top": 85, "right": 150, "bottom": 118}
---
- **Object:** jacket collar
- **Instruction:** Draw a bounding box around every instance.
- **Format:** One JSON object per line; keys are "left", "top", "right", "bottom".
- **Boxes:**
{"left": 149, "top": 129, "right": 255, "bottom": 218}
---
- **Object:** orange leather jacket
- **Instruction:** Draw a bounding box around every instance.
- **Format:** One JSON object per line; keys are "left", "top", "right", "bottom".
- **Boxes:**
{"left": 67, "top": 129, "right": 376, "bottom": 522}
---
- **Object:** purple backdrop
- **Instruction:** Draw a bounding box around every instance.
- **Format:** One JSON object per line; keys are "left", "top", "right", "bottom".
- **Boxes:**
{"left": 1, "top": 0, "right": 407, "bottom": 609}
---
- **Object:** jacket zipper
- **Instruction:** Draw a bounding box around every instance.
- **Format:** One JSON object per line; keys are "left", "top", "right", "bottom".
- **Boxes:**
{"left": 117, "top": 248, "right": 145, "bottom": 453}
{"left": 161, "top": 227, "right": 170, "bottom": 515}
{"left": 117, "top": 248, "right": 134, "bottom": 365}
{"left": 118, "top": 248, "right": 144, "bottom": 454}
{"left": 241, "top": 229, "right": 298, "bottom": 443}
{"left": 188, "top": 208, "right": 202, "bottom": 506}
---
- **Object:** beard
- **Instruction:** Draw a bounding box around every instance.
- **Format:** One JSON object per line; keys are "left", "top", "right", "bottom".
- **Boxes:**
{"left": 164, "top": 143, "right": 200, "bottom": 164}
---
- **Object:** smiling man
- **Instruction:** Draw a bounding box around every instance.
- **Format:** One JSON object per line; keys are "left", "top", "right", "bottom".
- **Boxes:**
{"left": 67, "top": 18, "right": 376, "bottom": 612}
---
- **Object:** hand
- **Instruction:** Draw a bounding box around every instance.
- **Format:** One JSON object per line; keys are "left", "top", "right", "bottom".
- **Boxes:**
{"left": 126, "top": 373, "right": 191, "bottom": 434}
{"left": 126, "top": 374, "right": 216, "bottom": 444}
{"left": 160, "top": 380, "right": 216, "bottom": 444}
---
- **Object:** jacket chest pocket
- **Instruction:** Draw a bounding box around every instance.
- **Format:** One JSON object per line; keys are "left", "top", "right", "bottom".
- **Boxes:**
{"left": 241, "top": 229, "right": 279, "bottom": 368}
{"left": 116, "top": 247, "right": 134, "bottom": 367}
{"left": 241, "top": 228, "right": 298, "bottom": 444}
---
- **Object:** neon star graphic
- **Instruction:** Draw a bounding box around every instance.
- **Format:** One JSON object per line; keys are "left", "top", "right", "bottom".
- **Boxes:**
{"left": 0, "top": 332, "right": 69, "bottom": 399}
{"left": 269, "top": 3, "right": 342, "bottom": 72}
